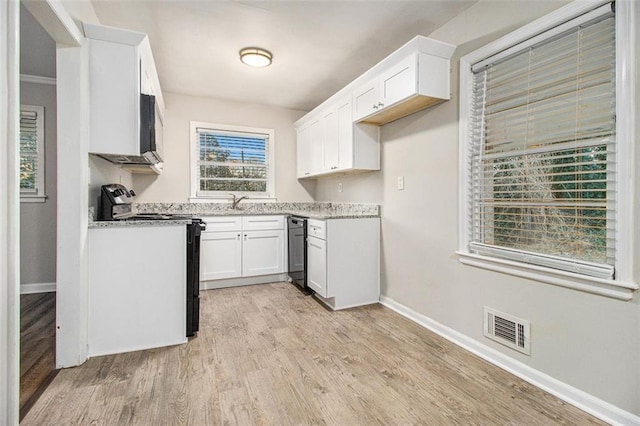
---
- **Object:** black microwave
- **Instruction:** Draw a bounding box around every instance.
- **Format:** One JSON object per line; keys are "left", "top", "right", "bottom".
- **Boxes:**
{"left": 140, "top": 93, "right": 162, "bottom": 164}
{"left": 92, "top": 94, "right": 163, "bottom": 166}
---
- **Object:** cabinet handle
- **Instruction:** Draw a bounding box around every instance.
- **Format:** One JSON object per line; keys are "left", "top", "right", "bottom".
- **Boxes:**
{"left": 377, "top": 102, "right": 384, "bottom": 107}
{"left": 373, "top": 104, "right": 378, "bottom": 110}
{"left": 244, "top": 234, "right": 247, "bottom": 240}
{"left": 237, "top": 233, "right": 241, "bottom": 240}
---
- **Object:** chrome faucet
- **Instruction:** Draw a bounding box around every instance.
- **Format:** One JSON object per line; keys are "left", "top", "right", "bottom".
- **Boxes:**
{"left": 230, "top": 194, "right": 248, "bottom": 209}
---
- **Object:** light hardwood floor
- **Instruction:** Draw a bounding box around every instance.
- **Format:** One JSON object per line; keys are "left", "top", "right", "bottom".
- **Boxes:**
{"left": 22, "top": 283, "right": 604, "bottom": 425}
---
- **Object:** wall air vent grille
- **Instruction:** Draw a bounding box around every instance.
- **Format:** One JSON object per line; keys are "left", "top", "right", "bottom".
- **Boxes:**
{"left": 483, "top": 307, "right": 530, "bottom": 355}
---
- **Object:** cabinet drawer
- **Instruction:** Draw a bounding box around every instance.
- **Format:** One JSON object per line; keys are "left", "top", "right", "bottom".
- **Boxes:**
{"left": 242, "top": 215, "right": 284, "bottom": 231}
{"left": 202, "top": 216, "right": 242, "bottom": 232}
{"left": 307, "top": 219, "right": 326, "bottom": 240}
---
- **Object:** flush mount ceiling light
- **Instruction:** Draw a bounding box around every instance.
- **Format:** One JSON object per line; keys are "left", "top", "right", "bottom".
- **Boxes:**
{"left": 239, "top": 47, "right": 272, "bottom": 67}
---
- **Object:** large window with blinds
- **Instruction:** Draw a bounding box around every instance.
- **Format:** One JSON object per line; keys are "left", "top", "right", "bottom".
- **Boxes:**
{"left": 458, "top": 1, "right": 638, "bottom": 297}
{"left": 20, "top": 105, "right": 46, "bottom": 202}
{"left": 190, "top": 122, "right": 275, "bottom": 198}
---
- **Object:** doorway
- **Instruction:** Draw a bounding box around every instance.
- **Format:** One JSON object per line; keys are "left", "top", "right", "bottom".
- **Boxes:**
{"left": 18, "top": 3, "right": 58, "bottom": 420}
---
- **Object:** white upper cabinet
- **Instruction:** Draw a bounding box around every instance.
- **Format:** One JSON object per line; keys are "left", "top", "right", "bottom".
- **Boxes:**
{"left": 296, "top": 97, "right": 379, "bottom": 179}
{"left": 353, "top": 53, "right": 422, "bottom": 122}
{"left": 354, "top": 51, "right": 452, "bottom": 125}
{"left": 336, "top": 99, "right": 353, "bottom": 170}
{"left": 353, "top": 77, "right": 379, "bottom": 123}
{"left": 379, "top": 55, "right": 416, "bottom": 110}
{"left": 84, "top": 23, "right": 164, "bottom": 158}
{"left": 295, "top": 36, "right": 455, "bottom": 178}
{"left": 323, "top": 108, "right": 339, "bottom": 171}
{"left": 296, "top": 125, "right": 312, "bottom": 178}
{"left": 308, "top": 118, "right": 324, "bottom": 175}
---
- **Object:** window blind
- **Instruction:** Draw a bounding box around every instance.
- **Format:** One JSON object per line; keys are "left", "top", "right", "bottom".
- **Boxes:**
{"left": 196, "top": 128, "right": 269, "bottom": 193}
{"left": 19, "top": 109, "right": 40, "bottom": 192}
{"left": 467, "top": 8, "right": 616, "bottom": 279}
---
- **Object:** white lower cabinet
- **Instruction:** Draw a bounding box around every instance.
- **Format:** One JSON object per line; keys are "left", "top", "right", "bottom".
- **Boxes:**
{"left": 242, "top": 229, "right": 284, "bottom": 277}
{"left": 307, "top": 235, "right": 327, "bottom": 296}
{"left": 88, "top": 224, "right": 186, "bottom": 356}
{"left": 306, "top": 217, "right": 380, "bottom": 310}
{"left": 200, "top": 215, "right": 285, "bottom": 285}
{"left": 200, "top": 231, "right": 242, "bottom": 280}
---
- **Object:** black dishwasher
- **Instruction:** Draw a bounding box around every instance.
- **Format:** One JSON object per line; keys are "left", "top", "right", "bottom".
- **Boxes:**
{"left": 287, "top": 216, "right": 308, "bottom": 290}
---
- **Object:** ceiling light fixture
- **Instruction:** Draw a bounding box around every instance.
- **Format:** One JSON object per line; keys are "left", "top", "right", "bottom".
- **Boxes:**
{"left": 239, "top": 47, "right": 272, "bottom": 68}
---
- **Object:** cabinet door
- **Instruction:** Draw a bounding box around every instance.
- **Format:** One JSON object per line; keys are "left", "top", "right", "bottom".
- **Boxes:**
{"left": 200, "top": 231, "right": 242, "bottom": 281}
{"left": 308, "top": 118, "right": 324, "bottom": 175}
{"left": 88, "top": 39, "right": 139, "bottom": 156}
{"left": 307, "top": 236, "right": 327, "bottom": 297}
{"left": 296, "top": 125, "right": 311, "bottom": 178}
{"left": 380, "top": 54, "right": 417, "bottom": 108}
{"left": 352, "top": 78, "right": 379, "bottom": 121}
{"left": 242, "top": 230, "right": 285, "bottom": 277}
{"left": 323, "top": 108, "right": 339, "bottom": 172}
{"left": 336, "top": 98, "right": 353, "bottom": 170}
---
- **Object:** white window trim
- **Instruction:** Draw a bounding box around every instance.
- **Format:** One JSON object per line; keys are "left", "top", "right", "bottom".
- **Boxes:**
{"left": 458, "top": 0, "right": 639, "bottom": 301}
{"left": 20, "top": 105, "right": 47, "bottom": 203}
{"left": 189, "top": 121, "right": 276, "bottom": 202}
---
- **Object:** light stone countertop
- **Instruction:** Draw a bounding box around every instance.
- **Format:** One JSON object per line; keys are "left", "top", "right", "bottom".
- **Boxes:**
{"left": 88, "top": 202, "right": 380, "bottom": 228}
{"left": 136, "top": 202, "right": 380, "bottom": 220}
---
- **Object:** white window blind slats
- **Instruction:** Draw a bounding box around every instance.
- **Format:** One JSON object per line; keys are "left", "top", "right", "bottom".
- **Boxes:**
{"left": 19, "top": 107, "right": 43, "bottom": 193}
{"left": 467, "top": 11, "right": 616, "bottom": 278}
{"left": 196, "top": 128, "right": 270, "bottom": 194}
{"left": 471, "top": 2, "right": 613, "bottom": 71}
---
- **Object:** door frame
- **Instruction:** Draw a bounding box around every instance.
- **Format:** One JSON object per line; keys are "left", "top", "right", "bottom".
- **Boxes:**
{"left": 2, "top": 0, "right": 86, "bottom": 422}
{"left": 1, "top": 1, "right": 21, "bottom": 423}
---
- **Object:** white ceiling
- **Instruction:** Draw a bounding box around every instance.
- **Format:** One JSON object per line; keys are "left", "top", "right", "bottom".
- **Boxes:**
{"left": 91, "top": 1, "right": 476, "bottom": 112}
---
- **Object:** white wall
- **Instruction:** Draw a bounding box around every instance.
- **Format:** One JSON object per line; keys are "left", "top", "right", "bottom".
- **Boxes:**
{"left": 132, "top": 92, "right": 315, "bottom": 203}
{"left": 88, "top": 156, "right": 133, "bottom": 216}
{"left": 20, "top": 81, "right": 57, "bottom": 286}
{"left": 315, "top": 0, "right": 640, "bottom": 416}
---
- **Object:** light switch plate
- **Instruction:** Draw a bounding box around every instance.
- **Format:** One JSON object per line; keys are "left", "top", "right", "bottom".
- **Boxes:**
{"left": 338, "top": 182, "right": 343, "bottom": 192}
{"left": 397, "top": 176, "right": 405, "bottom": 190}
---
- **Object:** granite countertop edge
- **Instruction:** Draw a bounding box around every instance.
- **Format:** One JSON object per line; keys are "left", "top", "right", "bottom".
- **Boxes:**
{"left": 192, "top": 211, "right": 380, "bottom": 220}
{"left": 88, "top": 219, "right": 193, "bottom": 229}
{"left": 88, "top": 213, "right": 379, "bottom": 228}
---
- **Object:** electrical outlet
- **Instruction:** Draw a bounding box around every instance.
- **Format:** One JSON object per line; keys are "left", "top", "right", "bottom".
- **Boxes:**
{"left": 397, "top": 176, "right": 405, "bottom": 190}
{"left": 338, "top": 182, "right": 343, "bottom": 192}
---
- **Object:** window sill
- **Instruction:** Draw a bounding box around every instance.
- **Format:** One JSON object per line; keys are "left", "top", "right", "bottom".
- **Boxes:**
{"left": 20, "top": 194, "right": 47, "bottom": 203}
{"left": 456, "top": 251, "right": 638, "bottom": 301}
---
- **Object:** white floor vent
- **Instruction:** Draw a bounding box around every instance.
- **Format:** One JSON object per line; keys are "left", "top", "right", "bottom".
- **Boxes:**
{"left": 483, "top": 307, "right": 531, "bottom": 355}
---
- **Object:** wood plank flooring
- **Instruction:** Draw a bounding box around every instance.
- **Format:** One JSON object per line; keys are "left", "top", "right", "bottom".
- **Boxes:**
{"left": 20, "top": 292, "right": 57, "bottom": 421}
{"left": 22, "top": 283, "right": 605, "bottom": 425}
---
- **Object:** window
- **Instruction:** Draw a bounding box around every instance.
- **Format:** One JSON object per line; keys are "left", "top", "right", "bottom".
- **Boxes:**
{"left": 459, "top": 2, "right": 638, "bottom": 299}
{"left": 190, "top": 122, "right": 275, "bottom": 200}
{"left": 20, "top": 105, "right": 46, "bottom": 202}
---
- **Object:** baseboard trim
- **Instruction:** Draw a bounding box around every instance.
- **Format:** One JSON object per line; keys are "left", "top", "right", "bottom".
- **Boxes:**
{"left": 21, "top": 282, "right": 56, "bottom": 294}
{"left": 201, "top": 274, "right": 287, "bottom": 290}
{"left": 379, "top": 295, "right": 640, "bottom": 426}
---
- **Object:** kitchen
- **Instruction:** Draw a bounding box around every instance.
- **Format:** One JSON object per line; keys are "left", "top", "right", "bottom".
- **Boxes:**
{"left": 2, "top": 0, "right": 640, "bottom": 424}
